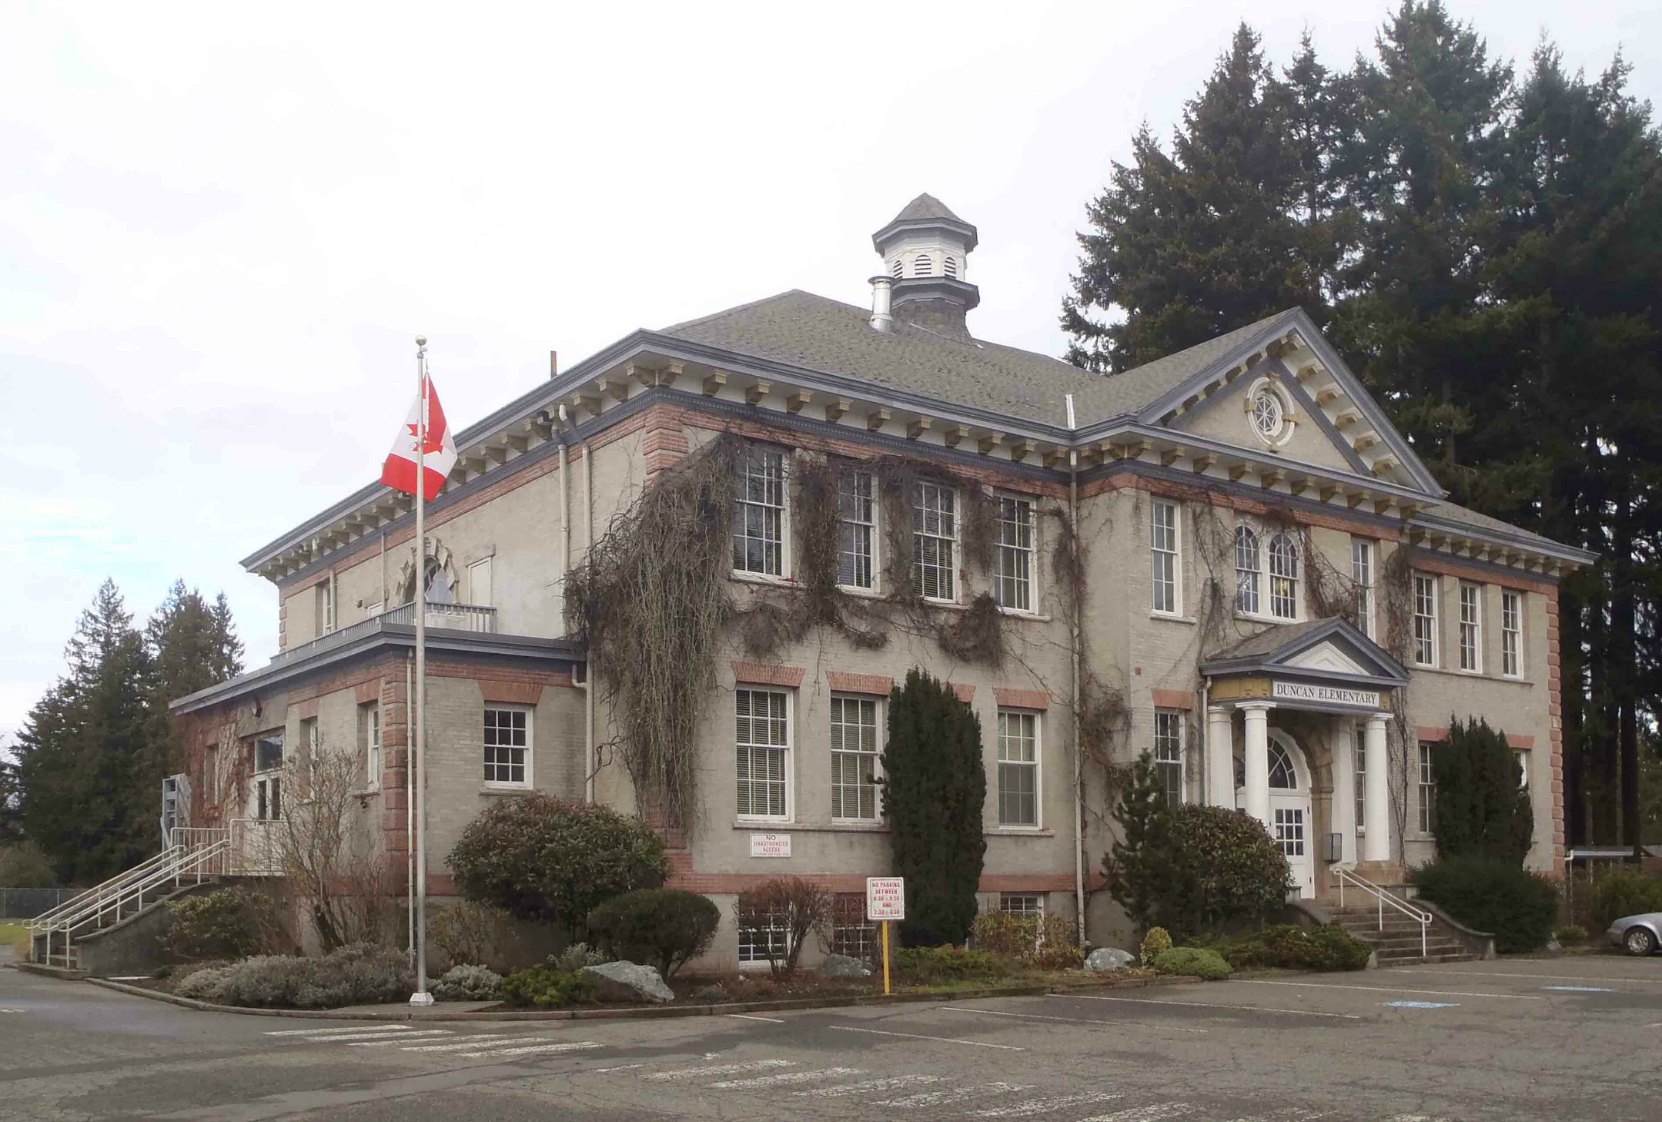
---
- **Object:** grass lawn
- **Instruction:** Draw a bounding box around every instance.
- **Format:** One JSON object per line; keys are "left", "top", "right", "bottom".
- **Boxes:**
{"left": 0, "top": 922, "right": 32, "bottom": 957}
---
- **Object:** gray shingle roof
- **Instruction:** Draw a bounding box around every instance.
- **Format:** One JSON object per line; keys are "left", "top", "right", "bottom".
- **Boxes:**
{"left": 1208, "top": 618, "right": 1335, "bottom": 661}
{"left": 889, "top": 193, "right": 964, "bottom": 225}
{"left": 1411, "top": 500, "right": 1573, "bottom": 554}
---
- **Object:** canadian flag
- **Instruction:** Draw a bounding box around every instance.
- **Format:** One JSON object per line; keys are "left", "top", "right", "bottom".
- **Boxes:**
{"left": 381, "top": 377, "right": 458, "bottom": 502}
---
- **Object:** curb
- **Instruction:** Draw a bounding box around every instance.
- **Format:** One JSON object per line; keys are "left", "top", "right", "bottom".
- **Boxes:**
{"left": 78, "top": 971, "right": 1187, "bottom": 1022}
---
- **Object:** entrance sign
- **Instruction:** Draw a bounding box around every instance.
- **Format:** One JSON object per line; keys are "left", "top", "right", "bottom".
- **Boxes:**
{"left": 749, "top": 833, "right": 791, "bottom": 858}
{"left": 865, "top": 877, "right": 905, "bottom": 921}
{"left": 1271, "top": 681, "right": 1381, "bottom": 709}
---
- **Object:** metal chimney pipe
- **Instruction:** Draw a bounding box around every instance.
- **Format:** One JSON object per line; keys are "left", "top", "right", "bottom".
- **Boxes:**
{"left": 869, "top": 275, "right": 894, "bottom": 332}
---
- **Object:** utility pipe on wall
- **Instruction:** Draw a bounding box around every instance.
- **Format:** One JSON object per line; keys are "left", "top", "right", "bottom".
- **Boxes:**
{"left": 1065, "top": 392, "right": 1086, "bottom": 945}
{"left": 582, "top": 439, "right": 596, "bottom": 805}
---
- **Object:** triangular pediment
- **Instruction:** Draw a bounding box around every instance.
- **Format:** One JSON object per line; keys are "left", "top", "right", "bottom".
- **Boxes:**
{"left": 1284, "top": 640, "right": 1371, "bottom": 676}
{"left": 1201, "top": 617, "right": 1410, "bottom": 686}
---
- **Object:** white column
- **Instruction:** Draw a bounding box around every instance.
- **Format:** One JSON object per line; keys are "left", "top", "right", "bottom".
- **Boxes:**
{"left": 1242, "top": 704, "right": 1271, "bottom": 827}
{"left": 1206, "top": 707, "right": 1235, "bottom": 808}
{"left": 1362, "top": 713, "right": 1391, "bottom": 863}
{"left": 1331, "top": 719, "right": 1356, "bottom": 863}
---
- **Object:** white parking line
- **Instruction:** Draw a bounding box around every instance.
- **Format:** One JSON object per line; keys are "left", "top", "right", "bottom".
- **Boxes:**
{"left": 970, "top": 1089, "right": 1125, "bottom": 1117}
{"left": 455, "top": 1041, "right": 601, "bottom": 1059}
{"left": 875, "top": 1082, "right": 1024, "bottom": 1107}
{"left": 725, "top": 1013, "right": 786, "bottom": 1023}
{"left": 647, "top": 1059, "right": 797, "bottom": 1080}
{"left": 1050, "top": 993, "right": 1361, "bottom": 1020}
{"left": 346, "top": 1031, "right": 455, "bottom": 1046}
{"left": 400, "top": 1035, "right": 550, "bottom": 1053}
{"left": 794, "top": 1074, "right": 945, "bottom": 1098}
{"left": 709, "top": 1066, "right": 861, "bottom": 1089}
{"left": 942, "top": 1006, "right": 1207, "bottom": 1034}
{"left": 1238, "top": 980, "right": 1544, "bottom": 1001}
{"left": 265, "top": 1024, "right": 411, "bottom": 1037}
{"left": 1389, "top": 967, "right": 1662, "bottom": 985}
{"left": 1078, "top": 1104, "right": 1191, "bottom": 1122}
{"left": 276, "top": 1027, "right": 439, "bottom": 1042}
{"left": 827, "top": 1025, "right": 1026, "bottom": 1051}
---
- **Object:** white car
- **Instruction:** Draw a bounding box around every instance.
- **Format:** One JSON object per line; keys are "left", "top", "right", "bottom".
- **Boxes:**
{"left": 1607, "top": 912, "right": 1662, "bottom": 955}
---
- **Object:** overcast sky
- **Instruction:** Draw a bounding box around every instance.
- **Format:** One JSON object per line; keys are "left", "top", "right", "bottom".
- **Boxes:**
{"left": 2, "top": 0, "right": 1656, "bottom": 741}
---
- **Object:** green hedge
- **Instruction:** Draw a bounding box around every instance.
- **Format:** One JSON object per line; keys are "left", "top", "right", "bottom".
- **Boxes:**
{"left": 892, "top": 945, "right": 1009, "bottom": 984}
{"left": 1152, "top": 946, "right": 1232, "bottom": 980}
{"left": 1412, "top": 856, "right": 1557, "bottom": 953}
{"left": 1205, "top": 924, "right": 1372, "bottom": 972}
{"left": 172, "top": 944, "right": 412, "bottom": 1009}
{"left": 1589, "top": 871, "right": 1662, "bottom": 932}
{"left": 587, "top": 888, "right": 719, "bottom": 977}
{"left": 502, "top": 965, "right": 598, "bottom": 1008}
{"left": 166, "top": 889, "right": 262, "bottom": 961}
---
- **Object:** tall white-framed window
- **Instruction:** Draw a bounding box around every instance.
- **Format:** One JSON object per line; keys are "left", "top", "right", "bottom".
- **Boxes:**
{"left": 1516, "top": 749, "right": 1530, "bottom": 790}
{"left": 1502, "top": 590, "right": 1523, "bottom": 679}
{"left": 467, "top": 556, "right": 494, "bottom": 607}
{"left": 1413, "top": 574, "right": 1440, "bottom": 666}
{"left": 1153, "top": 709, "right": 1184, "bottom": 807}
{"left": 360, "top": 702, "right": 381, "bottom": 790}
{"left": 1352, "top": 538, "right": 1376, "bottom": 638}
{"left": 1353, "top": 727, "right": 1366, "bottom": 835}
{"left": 830, "top": 694, "right": 881, "bottom": 822}
{"left": 1234, "top": 525, "right": 1262, "bottom": 614}
{"left": 1458, "top": 583, "right": 1483, "bottom": 672}
{"left": 997, "top": 710, "right": 1040, "bottom": 827}
{"left": 911, "top": 481, "right": 958, "bottom": 603}
{"left": 994, "top": 495, "right": 1036, "bottom": 612}
{"left": 299, "top": 717, "right": 320, "bottom": 764}
{"left": 1418, "top": 742, "right": 1437, "bottom": 834}
{"left": 837, "top": 469, "right": 877, "bottom": 591}
{"left": 1151, "top": 499, "right": 1180, "bottom": 615}
{"left": 203, "top": 744, "right": 219, "bottom": 807}
{"left": 253, "top": 732, "right": 283, "bottom": 821}
{"left": 1267, "top": 533, "right": 1300, "bottom": 620}
{"left": 736, "top": 688, "right": 791, "bottom": 821}
{"left": 733, "top": 448, "right": 787, "bottom": 577}
{"left": 483, "top": 706, "right": 531, "bottom": 787}
{"left": 316, "top": 582, "right": 335, "bottom": 636}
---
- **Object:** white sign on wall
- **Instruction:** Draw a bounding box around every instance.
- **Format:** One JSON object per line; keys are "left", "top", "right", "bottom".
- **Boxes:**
{"left": 749, "top": 833, "right": 791, "bottom": 859}
{"left": 866, "top": 876, "right": 905, "bottom": 922}
{"left": 1272, "top": 681, "right": 1381, "bottom": 709}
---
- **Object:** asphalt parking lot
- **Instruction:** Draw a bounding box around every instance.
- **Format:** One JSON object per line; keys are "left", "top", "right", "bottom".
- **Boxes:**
{"left": 1, "top": 953, "right": 1657, "bottom": 1121}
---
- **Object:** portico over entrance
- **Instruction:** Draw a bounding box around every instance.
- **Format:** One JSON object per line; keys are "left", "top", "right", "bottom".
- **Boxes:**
{"left": 1199, "top": 618, "right": 1411, "bottom": 898}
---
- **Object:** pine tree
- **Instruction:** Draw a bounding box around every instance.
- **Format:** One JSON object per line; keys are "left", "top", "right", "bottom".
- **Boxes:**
{"left": 880, "top": 668, "right": 987, "bottom": 946}
{"left": 145, "top": 580, "right": 245, "bottom": 776}
{"left": 1102, "top": 752, "right": 1175, "bottom": 933}
{"left": 1431, "top": 718, "right": 1533, "bottom": 863}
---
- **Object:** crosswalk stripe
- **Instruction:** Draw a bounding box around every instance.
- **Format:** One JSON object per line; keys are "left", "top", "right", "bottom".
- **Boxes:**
{"left": 278, "top": 1028, "right": 433, "bottom": 1043}
{"left": 400, "top": 1035, "right": 549, "bottom": 1053}
{"left": 794, "top": 1074, "right": 946, "bottom": 1098}
{"left": 265, "top": 1024, "right": 414, "bottom": 1037}
{"left": 1217, "top": 1110, "right": 1336, "bottom": 1121}
{"left": 347, "top": 1031, "right": 455, "bottom": 1047}
{"left": 455, "top": 1041, "right": 602, "bottom": 1059}
{"left": 647, "top": 1059, "right": 797, "bottom": 1081}
{"left": 1078, "top": 1104, "right": 1192, "bottom": 1122}
{"left": 875, "top": 1082, "right": 1024, "bottom": 1107}
{"left": 971, "top": 1090, "right": 1125, "bottom": 1117}
{"left": 709, "top": 1067, "right": 862, "bottom": 1089}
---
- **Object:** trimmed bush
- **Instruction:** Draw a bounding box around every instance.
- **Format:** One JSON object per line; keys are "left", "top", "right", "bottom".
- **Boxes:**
{"left": 587, "top": 888, "right": 719, "bottom": 978}
{"left": 1412, "top": 856, "right": 1558, "bottom": 953}
{"left": 166, "top": 889, "right": 261, "bottom": 960}
{"left": 1554, "top": 924, "right": 1588, "bottom": 945}
{"left": 447, "top": 795, "right": 669, "bottom": 937}
{"left": 1209, "top": 924, "right": 1371, "bottom": 972}
{"left": 432, "top": 964, "right": 504, "bottom": 1002}
{"left": 549, "top": 942, "right": 610, "bottom": 972}
{"left": 429, "top": 901, "right": 519, "bottom": 973}
{"left": 502, "top": 965, "right": 598, "bottom": 1008}
{"left": 173, "top": 943, "right": 413, "bottom": 1008}
{"left": 892, "top": 945, "right": 1009, "bottom": 984}
{"left": 1589, "top": 870, "right": 1662, "bottom": 931}
{"left": 1139, "top": 926, "right": 1172, "bottom": 965}
{"left": 1153, "top": 946, "right": 1232, "bottom": 980}
{"left": 733, "top": 877, "right": 833, "bottom": 977}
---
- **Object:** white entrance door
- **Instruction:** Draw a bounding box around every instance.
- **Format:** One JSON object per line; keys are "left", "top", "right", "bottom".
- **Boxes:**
{"left": 1266, "top": 740, "right": 1315, "bottom": 898}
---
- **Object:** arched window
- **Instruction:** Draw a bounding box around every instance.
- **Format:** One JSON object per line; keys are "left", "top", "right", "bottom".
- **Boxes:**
{"left": 943, "top": 256, "right": 957, "bottom": 278}
{"left": 1234, "top": 525, "right": 1261, "bottom": 614}
{"left": 402, "top": 557, "right": 455, "bottom": 606}
{"left": 1268, "top": 533, "right": 1299, "bottom": 620}
{"left": 1267, "top": 742, "right": 1297, "bottom": 789}
{"left": 913, "top": 253, "right": 933, "bottom": 277}
{"left": 890, "top": 257, "right": 903, "bottom": 278}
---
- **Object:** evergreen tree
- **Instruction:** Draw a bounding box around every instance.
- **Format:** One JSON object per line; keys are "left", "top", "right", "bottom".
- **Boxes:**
{"left": 880, "top": 668, "right": 987, "bottom": 946}
{"left": 1101, "top": 752, "right": 1175, "bottom": 933}
{"left": 145, "top": 581, "right": 245, "bottom": 775}
{"left": 1430, "top": 718, "right": 1533, "bottom": 863}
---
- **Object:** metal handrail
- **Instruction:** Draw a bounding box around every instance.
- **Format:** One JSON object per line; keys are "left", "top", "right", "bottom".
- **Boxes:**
{"left": 1335, "top": 866, "right": 1432, "bottom": 959}
{"left": 32, "top": 839, "right": 230, "bottom": 967}
{"left": 25, "top": 846, "right": 185, "bottom": 931}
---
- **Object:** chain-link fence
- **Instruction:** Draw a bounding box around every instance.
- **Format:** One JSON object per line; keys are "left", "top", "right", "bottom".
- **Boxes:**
{"left": 0, "top": 887, "right": 70, "bottom": 918}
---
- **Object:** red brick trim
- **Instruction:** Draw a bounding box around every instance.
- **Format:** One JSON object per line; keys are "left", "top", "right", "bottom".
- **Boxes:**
{"left": 1414, "top": 725, "right": 1449, "bottom": 743}
{"left": 1411, "top": 553, "right": 1557, "bottom": 596}
{"left": 1151, "top": 689, "right": 1197, "bottom": 711}
{"left": 732, "top": 660, "right": 806, "bottom": 688}
{"left": 354, "top": 681, "right": 382, "bottom": 705}
{"left": 1508, "top": 733, "right": 1536, "bottom": 750}
{"left": 827, "top": 671, "right": 894, "bottom": 696}
{"left": 951, "top": 682, "right": 976, "bottom": 703}
{"left": 292, "top": 698, "right": 319, "bottom": 720}
{"left": 993, "top": 687, "right": 1050, "bottom": 711}
{"left": 479, "top": 681, "right": 545, "bottom": 706}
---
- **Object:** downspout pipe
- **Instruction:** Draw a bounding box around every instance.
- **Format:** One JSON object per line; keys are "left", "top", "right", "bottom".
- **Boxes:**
{"left": 582, "top": 437, "right": 596, "bottom": 805}
{"left": 1066, "top": 393, "right": 1086, "bottom": 945}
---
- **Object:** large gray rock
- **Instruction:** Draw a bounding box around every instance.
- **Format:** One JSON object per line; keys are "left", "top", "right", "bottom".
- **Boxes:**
{"left": 1084, "top": 947, "right": 1135, "bottom": 973}
{"left": 820, "top": 953, "right": 872, "bottom": 978}
{"left": 580, "top": 960, "right": 674, "bottom": 1004}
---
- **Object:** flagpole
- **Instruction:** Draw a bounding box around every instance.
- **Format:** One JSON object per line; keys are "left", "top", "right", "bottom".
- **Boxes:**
{"left": 410, "top": 335, "right": 434, "bottom": 1006}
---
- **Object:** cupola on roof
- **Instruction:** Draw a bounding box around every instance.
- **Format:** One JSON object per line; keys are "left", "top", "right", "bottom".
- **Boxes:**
{"left": 870, "top": 193, "right": 980, "bottom": 340}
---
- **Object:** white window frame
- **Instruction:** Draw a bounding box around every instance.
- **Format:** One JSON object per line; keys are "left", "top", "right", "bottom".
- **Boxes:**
{"left": 1267, "top": 532, "right": 1300, "bottom": 621}
{"left": 830, "top": 694, "right": 882, "bottom": 823}
{"left": 994, "top": 495, "right": 1037, "bottom": 613}
{"left": 836, "top": 468, "right": 878, "bottom": 592}
{"left": 483, "top": 705, "right": 533, "bottom": 788}
{"left": 1352, "top": 726, "right": 1366, "bottom": 835}
{"left": 1352, "top": 538, "right": 1376, "bottom": 638}
{"left": 467, "top": 556, "right": 494, "bottom": 608}
{"left": 996, "top": 709, "right": 1041, "bottom": 828}
{"left": 317, "top": 582, "right": 335, "bottom": 636}
{"left": 1516, "top": 749, "right": 1530, "bottom": 790}
{"left": 1418, "top": 742, "right": 1436, "bottom": 835}
{"left": 735, "top": 688, "right": 792, "bottom": 822}
{"left": 911, "top": 481, "right": 959, "bottom": 603}
{"left": 299, "top": 717, "right": 320, "bottom": 765}
{"left": 1413, "top": 574, "right": 1440, "bottom": 667}
{"left": 1151, "top": 499, "right": 1181, "bottom": 616}
{"left": 361, "top": 702, "right": 381, "bottom": 791}
{"left": 738, "top": 910, "right": 790, "bottom": 966}
{"left": 1153, "top": 709, "right": 1184, "bottom": 807}
{"left": 732, "top": 448, "right": 788, "bottom": 579}
{"left": 1234, "top": 524, "right": 1261, "bottom": 615}
{"left": 1501, "top": 590, "right": 1524, "bottom": 679}
{"left": 1458, "top": 582, "right": 1483, "bottom": 673}
{"left": 998, "top": 893, "right": 1044, "bottom": 919}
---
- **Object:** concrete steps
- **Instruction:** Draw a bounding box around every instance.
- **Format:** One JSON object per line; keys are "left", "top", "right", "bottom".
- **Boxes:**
{"left": 1326, "top": 897, "right": 1478, "bottom": 966}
